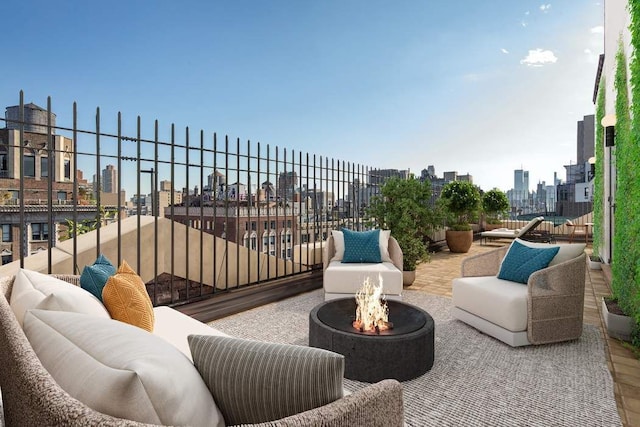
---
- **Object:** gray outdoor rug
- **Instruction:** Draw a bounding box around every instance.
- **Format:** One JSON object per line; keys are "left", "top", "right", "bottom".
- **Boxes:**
{"left": 209, "top": 289, "right": 622, "bottom": 427}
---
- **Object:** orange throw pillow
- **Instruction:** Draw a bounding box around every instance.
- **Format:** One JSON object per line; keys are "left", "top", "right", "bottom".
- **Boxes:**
{"left": 102, "top": 260, "right": 155, "bottom": 332}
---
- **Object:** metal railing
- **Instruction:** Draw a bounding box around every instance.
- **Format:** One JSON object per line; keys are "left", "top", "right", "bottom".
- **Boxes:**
{"left": 0, "top": 91, "right": 398, "bottom": 307}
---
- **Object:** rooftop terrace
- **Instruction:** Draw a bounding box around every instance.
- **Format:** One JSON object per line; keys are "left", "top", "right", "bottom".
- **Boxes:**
{"left": 410, "top": 240, "right": 640, "bottom": 427}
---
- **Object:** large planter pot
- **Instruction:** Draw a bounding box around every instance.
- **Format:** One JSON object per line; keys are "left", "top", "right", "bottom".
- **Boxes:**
{"left": 445, "top": 230, "right": 473, "bottom": 253}
{"left": 602, "top": 298, "right": 634, "bottom": 341}
{"left": 588, "top": 256, "right": 602, "bottom": 270}
{"left": 403, "top": 270, "right": 416, "bottom": 287}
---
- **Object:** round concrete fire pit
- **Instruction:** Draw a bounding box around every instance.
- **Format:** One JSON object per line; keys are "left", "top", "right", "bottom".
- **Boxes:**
{"left": 309, "top": 298, "right": 434, "bottom": 383}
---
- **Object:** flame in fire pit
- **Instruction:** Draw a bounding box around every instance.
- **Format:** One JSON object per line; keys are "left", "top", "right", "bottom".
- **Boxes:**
{"left": 352, "top": 276, "right": 393, "bottom": 333}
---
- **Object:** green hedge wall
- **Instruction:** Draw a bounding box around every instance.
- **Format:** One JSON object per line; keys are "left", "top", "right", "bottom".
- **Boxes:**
{"left": 613, "top": 25, "right": 640, "bottom": 345}
{"left": 593, "top": 77, "right": 605, "bottom": 259}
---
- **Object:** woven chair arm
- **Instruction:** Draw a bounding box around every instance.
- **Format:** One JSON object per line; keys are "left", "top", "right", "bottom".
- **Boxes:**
{"left": 461, "top": 246, "right": 509, "bottom": 277}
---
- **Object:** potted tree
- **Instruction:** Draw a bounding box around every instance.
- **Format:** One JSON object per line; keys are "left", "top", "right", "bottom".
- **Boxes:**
{"left": 366, "top": 177, "right": 439, "bottom": 286}
{"left": 481, "top": 188, "right": 510, "bottom": 231}
{"left": 439, "top": 181, "right": 481, "bottom": 253}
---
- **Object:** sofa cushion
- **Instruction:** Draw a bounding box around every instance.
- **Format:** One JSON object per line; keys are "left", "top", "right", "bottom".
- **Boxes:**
{"left": 331, "top": 229, "right": 392, "bottom": 263}
{"left": 188, "top": 335, "right": 344, "bottom": 425}
{"left": 80, "top": 254, "right": 116, "bottom": 302}
{"left": 514, "top": 238, "right": 586, "bottom": 266}
{"left": 342, "top": 228, "right": 382, "bottom": 263}
{"left": 498, "top": 240, "right": 559, "bottom": 284}
{"left": 23, "top": 309, "right": 224, "bottom": 427}
{"left": 153, "top": 306, "right": 229, "bottom": 361}
{"left": 10, "top": 269, "right": 109, "bottom": 327}
{"left": 323, "top": 260, "right": 403, "bottom": 296}
{"left": 452, "top": 275, "right": 528, "bottom": 332}
{"left": 102, "top": 260, "right": 154, "bottom": 332}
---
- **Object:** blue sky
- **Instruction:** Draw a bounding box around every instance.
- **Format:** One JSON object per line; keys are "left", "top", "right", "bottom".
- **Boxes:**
{"left": 1, "top": 1, "right": 603, "bottom": 194}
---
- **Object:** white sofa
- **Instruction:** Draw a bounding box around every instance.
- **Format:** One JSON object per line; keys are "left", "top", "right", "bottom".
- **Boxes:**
{"left": 0, "top": 271, "right": 404, "bottom": 426}
{"left": 323, "top": 231, "right": 403, "bottom": 301}
{"left": 451, "top": 239, "right": 586, "bottom": 347}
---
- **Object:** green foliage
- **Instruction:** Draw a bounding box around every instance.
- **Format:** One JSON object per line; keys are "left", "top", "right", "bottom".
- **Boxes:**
{"left": 481, "top": 188, "right": 510, "bottom": 224}
{"left": 439, "top": 180, "right": 481, "bottom": 230}
{"left": 366, "top": 177, "right": 440, "bottom": 271}
{"left": 593, "top": 77, "right": 605, "bottom": 258}
{"left": 59, "top": 206, "right": 116, "bottom": 241}
{"left": 612, "top": 32, "right": 640, "bottom": 347}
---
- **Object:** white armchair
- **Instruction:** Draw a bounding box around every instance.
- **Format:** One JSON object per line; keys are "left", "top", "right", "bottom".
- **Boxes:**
{"left": 322, "top": 231, "right": 403, "bottom": 301}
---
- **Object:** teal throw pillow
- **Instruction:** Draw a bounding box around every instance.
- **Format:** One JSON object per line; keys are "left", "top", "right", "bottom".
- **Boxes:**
{"left": 341, "top": 229, "right": 382, "bottom": 263}
{"left": 498, "top": 240, "right": 559, "bottom": 284}
{"left": 80, "top": 254, "right": 116, "bottom": 301}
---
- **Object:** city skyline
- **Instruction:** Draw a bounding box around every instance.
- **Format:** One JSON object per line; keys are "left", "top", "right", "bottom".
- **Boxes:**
{"left": 0, "top": 1, "right": 603, "bottom": 193}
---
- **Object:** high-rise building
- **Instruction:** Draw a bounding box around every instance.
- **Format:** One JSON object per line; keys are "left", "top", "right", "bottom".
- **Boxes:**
{"left": 102, "top": 165, "right": 118, "bottom": 193}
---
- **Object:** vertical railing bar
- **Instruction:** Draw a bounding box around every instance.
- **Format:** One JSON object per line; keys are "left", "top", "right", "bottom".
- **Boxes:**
{"left": 246, "top": 139, "right": 251, "bottom": 286}
{"left": 46, "top": 97, "right": 53, "bottom": 273}
{"left": 18, "top": 92, "right": 24, "bottom": 268}
{"left": 313, "top": 153, "right": 318, "bottom": 266}
{"left": 184, "top": 127, "right": 190, "bottom": 303}
{"left": 235, "top": 137, "right": 240, "bottom": 289}
{"left": 324, "top": 156, "right": 329, "bottom": 257}
{"left": 199, "top": 129, "right": 205, "bottom": 299}
{"left": 296, "top": 151, "right": 302, "bottom": 274}
{"left": 224, "top": 135, "right": 229, "bottom": 291}
{"left": 274, "top": 146, "right": 279, "bottom": 279}
{"left": 170, "top": 124, "right": 176, "bottom": 301}
{"left": 212, "top": 133, "right": 218, "bottom": 293}
{"left": 303, "top": 151, "right": 308, "bottom": 271}
{"left": 153, "top": 120, "right": 159, "bottom": 306}
{"left": 117, "top": 113, "right": 122, "bottom": 266}
{"left": 95, "top": 107, "right": 101, "bottom": 258}
{"left": 256, "top": 141, "right": 261, "bottom": 285}
{"left": 72, "top": 102, "right": 78, "bottom": 272}
{"left": 136, "top": 116, "right": 142, "bottom": 274}
{"left": 266, "top": 144, "right": 270, "bottom": 280}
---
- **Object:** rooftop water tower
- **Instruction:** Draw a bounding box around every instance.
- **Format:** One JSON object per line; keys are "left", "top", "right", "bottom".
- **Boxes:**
{"left": 5, "top": 103, "right": 56, "bottom": 134}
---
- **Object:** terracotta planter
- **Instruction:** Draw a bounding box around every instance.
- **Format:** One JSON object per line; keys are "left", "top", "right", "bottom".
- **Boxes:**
{"left": 445, "top": 230, "right": 473, "bottom": 253}
{"left": 402, "top": 270, "right": 416, "bottom": 287}
{"left": 602, "top": 298, "right": 634, "bottom": 341}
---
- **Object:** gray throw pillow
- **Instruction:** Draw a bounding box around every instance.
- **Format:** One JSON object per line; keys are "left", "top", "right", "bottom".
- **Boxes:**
{"left": 188, "top": 334, "right": 345, "bottom": 425}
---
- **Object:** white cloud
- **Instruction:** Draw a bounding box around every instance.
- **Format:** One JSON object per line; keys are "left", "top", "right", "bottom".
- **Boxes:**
{"left": 501, "top": 48, "right": 509, "bottom": 54}
{"left": 525, "top": 10, "right": 530, "bottom": 15}
{"left": 540, "top": 4, "right": 551, "bottom": 13}
{"left": 590, "top": 25, "right": 604, "bottom": 34}
{"left": 520, "top": 48, "right": 558, "bottom": 67}
{"left": 521, "top": 20, "right": 528, "bottom": 27}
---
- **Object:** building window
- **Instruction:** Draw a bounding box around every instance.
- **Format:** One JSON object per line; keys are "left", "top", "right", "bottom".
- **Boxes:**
{"left": 0, "top": 153, "right": 7, "bottom": 176}
{"left": 31, "top": 223, "right": 49, "bottom": 241}
{"left": 64, "top": 159, "right": 71, "bottom": 180}
{"left": 243, "top": 232, "right": 249, "bottom": 248}
{"left": 251, "top": 221, "right": 257, "bottom": 231}
{"left": 250, "top": 232, "right": 257, "bottom": 250}
{"left": 270, "top": 220, "right": 276, "bottom": 230}
{"left": 262, "top": 232, "right": 269, "bottom": 253}
{"left": 57, "top": 191, "right": 67, "bottom": 201}
{"left": 41, "top": 157, "right": 48, "bottom": 177}
{"left": 24, "top": 155, "right": 35, "bottom": 177}
{"left": 1, "top": 224, "right": 11, "bottom": 242}
{"left": 1, "top": 255, "right": 11, "bottom": 265}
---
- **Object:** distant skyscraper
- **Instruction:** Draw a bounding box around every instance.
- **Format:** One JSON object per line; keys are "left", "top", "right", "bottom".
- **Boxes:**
{"left": 513, "top": 169, "right": 529, "bottom": 201}
{"left": 102, "top": 164, "right": 118, "bottom": 193}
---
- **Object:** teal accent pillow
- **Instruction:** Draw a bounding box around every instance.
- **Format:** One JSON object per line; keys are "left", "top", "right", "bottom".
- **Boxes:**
{"left": 80, "top": 254, "right": 116, "bottom": 301}
{"left": 341, "top": 229, "right": 382, "bottom": 263}
{"left": 498, "top": 240, "right": 559, "bottom": 284}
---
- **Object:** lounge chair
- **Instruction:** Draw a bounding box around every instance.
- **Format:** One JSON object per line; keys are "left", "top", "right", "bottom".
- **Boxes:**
{"left": 480, "top": 216, "right": 547, "bottom": 245}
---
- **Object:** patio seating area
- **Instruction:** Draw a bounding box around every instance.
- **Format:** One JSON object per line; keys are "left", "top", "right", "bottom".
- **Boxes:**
{"left": 410, "top": 240, "right": 640, "bottom": 426}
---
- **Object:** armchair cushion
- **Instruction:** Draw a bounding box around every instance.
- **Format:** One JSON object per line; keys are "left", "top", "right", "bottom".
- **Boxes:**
{"left": 80, "top": 254, "right": 116, "bottom": 302}
{"left": 23, "top": 309, "right": 224, "bottom": 427}
{"left": 512, "top": 238, "right": 586, "bottom": 266}
{"left": 331, "top": 229, "right": 392, "bottom": 263}
{"left": 497, "top": 240, "right": 559, "bottom": 284}
{"left": 102, "top": 260, "right": 154, "bottom": 332}
{"left": 10, "top": 269, "right": 110, "bottom": 327}
{"left": 188, "top": 335, "right": 344, "bottom": 425}
{"left": 342, "top": 229, "right": 382, "bottom": 263}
